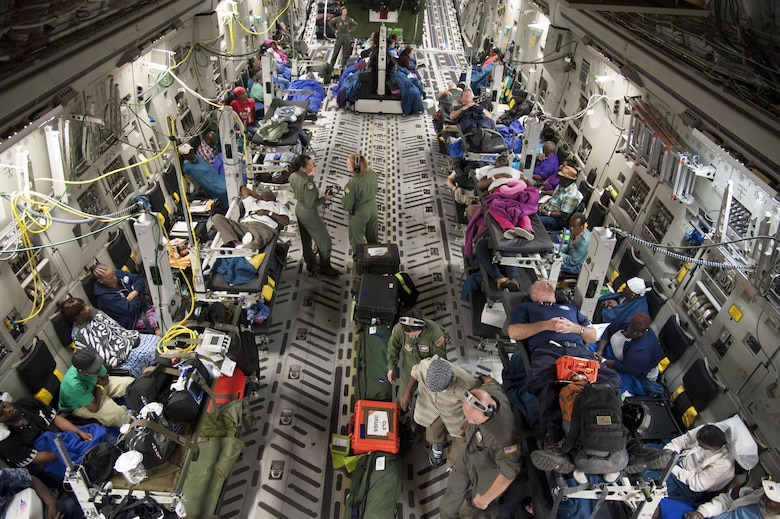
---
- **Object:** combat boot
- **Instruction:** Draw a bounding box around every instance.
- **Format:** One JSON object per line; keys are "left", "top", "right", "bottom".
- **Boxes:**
{"left": 624, "top": 435, "right": 673, "bottom": 473}
{"left": 319, "top": 260, "right": 340, "bottom": 277}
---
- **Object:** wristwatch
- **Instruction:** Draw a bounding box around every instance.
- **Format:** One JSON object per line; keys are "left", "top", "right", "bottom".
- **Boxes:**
{"left": 579, "top": 326, "right": 584, "bottom": 335}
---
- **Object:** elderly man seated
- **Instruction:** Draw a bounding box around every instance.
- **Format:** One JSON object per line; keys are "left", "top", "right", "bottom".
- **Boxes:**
{"left": 594, "top": 276, "right": 650, "bottom": 326}
{"left": 211, "top": 186, "right": 290, "bottom": 250}
{"left": 594, "top": 312, "right": 663, "bottom": 397}
{"left": 539, "top": 166, "right": 582, "bottom": 232}
{"left": 91, "top": 263, "right": 158, "bottom": 333}
{"left": 673, "top": 478, "right": 780, "bottom": 519}
{"left": 58, "top": 348, "right": 135, "bottom": 428}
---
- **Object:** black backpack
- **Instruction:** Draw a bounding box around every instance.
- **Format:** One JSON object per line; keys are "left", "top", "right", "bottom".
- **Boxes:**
{"left": 125, "top": 358, "right": 175, "bottom": 413}
{"left": 561, "top": 382, "right": 626, "bottom": 458}
{"left": 393, "top": 272, "right": 419, "bottom": 310}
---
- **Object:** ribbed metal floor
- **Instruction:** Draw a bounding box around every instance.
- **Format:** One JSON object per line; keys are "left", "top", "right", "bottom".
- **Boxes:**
{"left": 215, "top": 1, "right": 505, "bottom": 517}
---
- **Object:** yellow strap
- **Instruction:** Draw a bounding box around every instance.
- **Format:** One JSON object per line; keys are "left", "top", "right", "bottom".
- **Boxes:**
{"left": 658, "top": 357, "right": 670, "bottom": 373}
{"left": 394, "top": 272, "right": 412, "bottom": 295}
{"left": 671, "top": 384, "right": 686, "bottom": 402}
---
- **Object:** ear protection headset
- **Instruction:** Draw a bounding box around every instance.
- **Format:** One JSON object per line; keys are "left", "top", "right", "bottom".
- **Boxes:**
{"left": 353, "top": 154, "right": 362, "bottom": 173}
{"left": 398, "top": 316, "right": 426, "bottom": 328}
{"left": 464, "top": 391, "right": 496, "bottom": 417}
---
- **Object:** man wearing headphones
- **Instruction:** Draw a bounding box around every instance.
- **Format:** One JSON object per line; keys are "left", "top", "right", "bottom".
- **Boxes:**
{"left": 386, "top": 309, "right": 448, "bottom": 404}
{"left": 507, "top": 279, "right": 620, "bottom": 450}
{"left": 439, "top": 386, "right": 525, "bottom": 519}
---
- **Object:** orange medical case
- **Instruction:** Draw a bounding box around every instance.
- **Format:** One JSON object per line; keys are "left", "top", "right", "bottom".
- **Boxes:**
{"left": 350, "top": 400, "right": 400, "bottom": 454}
{"left": 556, "top": 355, "right": 600, "bottom": 383}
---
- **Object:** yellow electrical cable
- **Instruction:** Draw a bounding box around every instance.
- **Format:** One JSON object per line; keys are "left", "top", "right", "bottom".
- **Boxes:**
{"left": 34, "top": 139, "right": 171, "bottom": 186}
{"left": 228, "top": 16, "right": 235, "bottom": 55}
{"left": 232, "top": 0, "right": 290, "bottom": 36}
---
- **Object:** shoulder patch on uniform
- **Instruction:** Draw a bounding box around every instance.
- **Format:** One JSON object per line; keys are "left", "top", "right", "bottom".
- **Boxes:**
{"left": 344, "top": 187, "right": 350, "bottom": 193}
{"left": 504, "top": 444, "right": 518, "bottom": 454}
{"left": 435, "top": 336, "right": 446, "bottom": 346}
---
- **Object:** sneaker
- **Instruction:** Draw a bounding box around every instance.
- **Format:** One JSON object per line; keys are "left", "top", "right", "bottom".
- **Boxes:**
{"left": 241, "top": 232, "right": 253, "bottom": 245}
{"left": 429, "top": 444, "right": 444, "bottom": 467}
{"left": 572, "top": 469, "right": 588, "bottom": 484}
{"left": 531, "top": 450, "right": 575, "bottom": 473}
{"left": 624, "top": 436, "right": 673, "bottom": 473}
{"left": 542, "top": 427, "right": 565, "bottom": 450}
{"left": 511, "top": 227, "right": 535, "bottom": 241}
{"left": 603, "top": 472, "right": 621, "bottom": 483}
{"left": 503, "top": 229, "right": 516, "bottom": 240}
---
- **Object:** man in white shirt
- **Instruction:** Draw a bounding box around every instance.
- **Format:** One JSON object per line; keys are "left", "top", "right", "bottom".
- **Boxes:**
{"left": 211, "top": 186, "right": 290, "bottom": 250}
{"left": 658, "top": 424, "right": 735, "bottom": 504}
{"left": 683, "top": 478, "right": 780, "bottom": 519}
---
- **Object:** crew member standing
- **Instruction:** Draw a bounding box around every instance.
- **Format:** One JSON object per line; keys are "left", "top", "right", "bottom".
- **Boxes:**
{"left": 438, "top": 386, "right": 525, "bottom": 519}
{"left": 328, "top": 7, "right": 358, "bottom": 71}
{"left": 289, "top": 154, "right": 340, "bottom": 276}
{"left": 342, "top": 153, "right": 378, "bottom": 252}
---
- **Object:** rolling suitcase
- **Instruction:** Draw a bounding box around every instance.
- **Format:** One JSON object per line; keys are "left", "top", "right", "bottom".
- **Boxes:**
{"left": 354, "top": 244, "right": 400, "bottom": 275}
{"left": 355, "top": 274, "right": 399, "bottom": 323}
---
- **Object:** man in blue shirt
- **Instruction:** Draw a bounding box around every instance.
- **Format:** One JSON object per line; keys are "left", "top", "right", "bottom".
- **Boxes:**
{"left": 560, "top": 213, "right": 590, "bottom": 276}
{"left": 594, "top": 312, "right": 663, "bottom": 396}
{"left": 91, "top": 263, "right": 149, "bottom": 330}
{"left": 507, "top": 279, "right": 620, "bottom": 448}
{"left": 179, "top": 143, "right": 229, "bottom": 207}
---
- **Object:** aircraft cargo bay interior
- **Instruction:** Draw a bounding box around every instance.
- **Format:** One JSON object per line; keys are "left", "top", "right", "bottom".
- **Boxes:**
{"left": 0, "top": 0, "right": 778, "bottom": 518}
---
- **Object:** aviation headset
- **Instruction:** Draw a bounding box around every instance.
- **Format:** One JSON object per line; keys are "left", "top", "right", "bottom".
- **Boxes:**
{"left": 354, "top": 154, "right": 361, "bottom": 172}
{"left": 398, "top": 316, "right": 426, "bottom": 328}
{"left": 464, "top": 390, "right": 496, "bottom": 418}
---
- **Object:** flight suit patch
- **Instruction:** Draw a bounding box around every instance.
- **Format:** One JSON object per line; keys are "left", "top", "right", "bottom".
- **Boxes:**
{"left": 307, "top": 182, "right": 315, "bottom": 190}
{"left": 435, "top": 336, "right": 445, "bottom": 347}
{"left": 418, "top": 344, "right": 430, "bottom": 353}
{"left": 404, "top": 342, "right": 413, "bottom": 352}
{"left": 504, "top": 445, "right": 518, "bottom": 454}
{"left": 344, "top": 187, "right": 350, "bottom": 193}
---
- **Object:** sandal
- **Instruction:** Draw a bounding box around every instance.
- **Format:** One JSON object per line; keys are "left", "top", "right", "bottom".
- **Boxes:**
{"left": 498, "top": 278, "right": 521, "bottom": 292}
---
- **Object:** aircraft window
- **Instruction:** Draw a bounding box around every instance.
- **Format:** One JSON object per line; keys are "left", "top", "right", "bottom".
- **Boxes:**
{"left": 128, "top": 156, "right": 144, "bottom": 188}
{"left": 564, "top": 124, "right": 578, "bottom": 151}
{"left": 538, "top": 76, "right": 548, "bottom": 105}
{"left": 578, "top": 135, "right": 592, "bottom": 164}
{"left": 579, "top": 58, "right": 591, "bottom": 93}
{"left": 0, "top": 340, "right": 9, "bottom": 365}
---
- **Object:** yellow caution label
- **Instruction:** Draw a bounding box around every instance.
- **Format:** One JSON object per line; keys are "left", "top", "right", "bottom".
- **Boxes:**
{"left": 728, "top": 304, "right": 743, "bottom": 322}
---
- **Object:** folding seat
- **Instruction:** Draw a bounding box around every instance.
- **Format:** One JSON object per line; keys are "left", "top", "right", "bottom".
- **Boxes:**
{"left": 670, "top": 358, "right": 721, "bottom": 428}
{"left": 17, "top": 340, "right": 63, "bottom": 406}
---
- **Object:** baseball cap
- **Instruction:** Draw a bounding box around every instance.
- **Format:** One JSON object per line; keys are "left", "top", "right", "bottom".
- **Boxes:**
{"left": 178, "top": 143, "right": 193, "bottom": 155}
{"left": 233, "top": 86, "right": 247, "bottom": 96}
{"left": 72, "top": 348, "right": 104, "bottom": 375}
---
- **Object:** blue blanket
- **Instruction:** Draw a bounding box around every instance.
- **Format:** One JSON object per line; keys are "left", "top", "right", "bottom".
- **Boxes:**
{"left": 213, "top": 257, "right": 258, "bottom": 285}
{"left": 390, "top": 68, "right": 423, "bottom": 115}
{"left": 287, "top": 78, "right": 327, "bottom": 113}
{"left": 33, "top": 423, "right": 108, "bottom": 478}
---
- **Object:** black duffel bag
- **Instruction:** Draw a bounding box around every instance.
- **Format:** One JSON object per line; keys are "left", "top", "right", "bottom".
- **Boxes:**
{"left": 122, "top": 412, "right": 198, "bottom": 468}
{"left": 125, "top": 358, "right": 175, "bottom": 413}
{"left": 164, "top": 358, "right": 213, "bottom": 423}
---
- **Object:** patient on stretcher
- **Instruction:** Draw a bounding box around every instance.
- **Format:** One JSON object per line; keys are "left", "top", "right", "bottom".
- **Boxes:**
{"left": 211, "top": 186, "right": 290, "bottom": 250}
